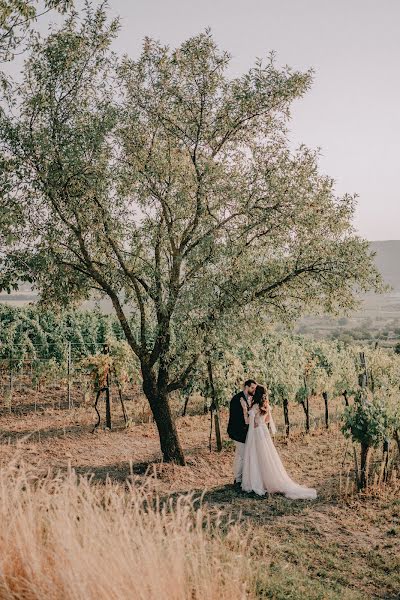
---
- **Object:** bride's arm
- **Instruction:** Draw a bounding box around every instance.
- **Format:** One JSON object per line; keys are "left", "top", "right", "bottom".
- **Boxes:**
{"left": 253, "top": 404, "right": 260, "bottom": 428}
{"left": 240, "top": 397, "right": 249, "bottom": 425}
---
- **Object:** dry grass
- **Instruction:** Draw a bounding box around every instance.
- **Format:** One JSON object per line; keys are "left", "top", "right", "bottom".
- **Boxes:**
{"left": 0, "top": 391, "right": 399, "bottom": 599}
{"left": 0, "top": 460, "right": 253, "bottom": 600}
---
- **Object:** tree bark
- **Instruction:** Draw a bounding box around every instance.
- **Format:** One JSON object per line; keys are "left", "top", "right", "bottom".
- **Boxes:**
{"left": 142, "top": 367, "right": 185, "bottom": 465}
{"left": 282, "top": 397, "right": 290, "bottom": 437}
{"left": 322, "top": 391, "right": 329, "bottom": 429}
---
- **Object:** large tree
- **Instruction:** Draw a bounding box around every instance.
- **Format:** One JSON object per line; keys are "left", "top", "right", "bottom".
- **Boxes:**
{"left": 0, "top": 6, "right": 383, "bottom": 463}
{"left": 0, "top": 0, "right": 73, "bottom": 273}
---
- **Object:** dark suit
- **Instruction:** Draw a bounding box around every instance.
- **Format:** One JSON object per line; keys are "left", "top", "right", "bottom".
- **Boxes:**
{"left": 227, "top": 391, "right": 250, "bottom": 443}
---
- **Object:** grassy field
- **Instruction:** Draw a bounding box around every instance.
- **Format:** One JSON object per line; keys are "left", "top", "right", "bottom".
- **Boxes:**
{"left": 0, "top": 392, "right": 399, "bottom": 599}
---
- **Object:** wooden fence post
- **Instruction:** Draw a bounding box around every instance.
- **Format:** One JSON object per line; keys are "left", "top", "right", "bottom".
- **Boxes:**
{"left": 67, "top": 341, "right": 72, "bottom": 409}
{"left": 207, "top": 359, "right": 222, "bottom": 452}
{"left": 104, "top": 345, "right": 112, "bottom": 429}
{"left": 9, "top": 349, "right": 13, "bottom": 413}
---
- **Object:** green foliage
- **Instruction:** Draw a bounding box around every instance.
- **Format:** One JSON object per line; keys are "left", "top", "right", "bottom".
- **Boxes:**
{"left": 80, "top": 352, "right": 112, "bottom": 390}
{"left": 0, "top": 5, "right": 384, "bottom": 384}
{"left": 0, "top": 3, "right": 387, "bottom": 459}
{"left": 0, "top": 302, "right": 140, "bottom": 394}
{"left": 107, "top": 338, "right": 141, "bottom": 388}
{"left": 342, "top": 390, "right": 394, "bottom": 448}
{"left": 340, "top": 346, "right": 400, "bottom": 477}
{"left": 0, "top": 0, "right": 73, "bottom": 64}
{"left": 0, "top": 303, "right": 121, "bottom": 364}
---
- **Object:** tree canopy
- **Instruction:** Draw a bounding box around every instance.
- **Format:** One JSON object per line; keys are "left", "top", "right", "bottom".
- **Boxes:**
{"left": 0, "top": 5, "right": 384, "bottom": 462}
{"left": 0, "top": 0, "right": 73, "bottom": 64}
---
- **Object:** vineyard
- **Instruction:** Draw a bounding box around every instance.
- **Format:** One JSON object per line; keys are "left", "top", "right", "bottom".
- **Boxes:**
{"left": 1, "top": 304, "right": 400, "bottom": 492}
{"left": 1, "top": 304, "right": 400, "bottom": 599}
{"left": 0, "top": 3, "right": 399, "bottom": 598}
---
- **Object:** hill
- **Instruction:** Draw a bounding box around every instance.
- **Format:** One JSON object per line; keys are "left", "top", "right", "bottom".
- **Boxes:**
{"left": 1, "top": 241, "right": 399, "bottom": 310}
{"left": 369, "top": 240, "right": 400, "bottom": 290}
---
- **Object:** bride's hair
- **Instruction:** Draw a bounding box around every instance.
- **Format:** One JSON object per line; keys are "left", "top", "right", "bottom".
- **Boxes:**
{"left": 252, "top": 385, "right": 269, "bottom": 414}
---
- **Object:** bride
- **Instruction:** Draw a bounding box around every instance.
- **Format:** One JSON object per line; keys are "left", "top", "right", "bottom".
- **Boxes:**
{"left": 241, "top": 385, "right": 317, "bottom": 500}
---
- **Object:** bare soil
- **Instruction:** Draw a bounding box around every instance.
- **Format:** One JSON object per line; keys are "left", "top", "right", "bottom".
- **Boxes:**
{"left": 0, "top": 391, "right": 399, "bottom": 600}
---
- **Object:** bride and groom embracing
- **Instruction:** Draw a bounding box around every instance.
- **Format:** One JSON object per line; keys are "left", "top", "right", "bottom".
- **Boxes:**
{"left": 227, "top": 380, "right": 317, "bottom": 500}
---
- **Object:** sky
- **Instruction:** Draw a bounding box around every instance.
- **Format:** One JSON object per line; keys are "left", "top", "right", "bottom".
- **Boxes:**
{"left": 31, "top": 0, "right": 400, "bottom": 240}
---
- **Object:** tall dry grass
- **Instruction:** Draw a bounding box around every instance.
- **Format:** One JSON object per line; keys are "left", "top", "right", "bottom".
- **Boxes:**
{"left": 0, "top": 461, "right": 252, "bottom": 600}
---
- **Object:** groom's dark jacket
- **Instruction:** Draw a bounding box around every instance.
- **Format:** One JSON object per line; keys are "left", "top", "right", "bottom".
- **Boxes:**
{"left": 227, "top": 391, "right": 250, "bottom": 443}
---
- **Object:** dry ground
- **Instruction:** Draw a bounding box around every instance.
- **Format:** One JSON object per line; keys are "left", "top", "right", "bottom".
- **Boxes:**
{"left": 0, "top": 391, "right": 399, "bottom": 600}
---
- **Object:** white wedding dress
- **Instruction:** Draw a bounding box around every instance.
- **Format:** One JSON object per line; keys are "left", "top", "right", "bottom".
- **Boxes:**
{"left": 241, "top": 405, "right": 317, "bottom": 500}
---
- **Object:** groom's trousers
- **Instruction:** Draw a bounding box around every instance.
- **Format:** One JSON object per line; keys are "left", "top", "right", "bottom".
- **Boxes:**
{"left": 233, "top": 441, "right": 245, "bottom": 482}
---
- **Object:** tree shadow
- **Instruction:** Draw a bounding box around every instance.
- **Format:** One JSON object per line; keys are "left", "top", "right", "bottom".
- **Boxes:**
{"left": 0, "top": 423, "right": 92, "bottom": 443}
{"left": 0, "top": 415, "right": 138, "bottom": 443}
{"left": 74, "top": 460, "right": 156, "bottom": 483}
{"left": 70, "top": 453, "right": 341, "bottom": 527}
{"left": 0, "top": 400, "right": 84, "bottom": 416}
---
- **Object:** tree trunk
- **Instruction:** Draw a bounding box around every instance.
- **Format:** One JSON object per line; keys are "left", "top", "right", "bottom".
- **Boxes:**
{"left": 149, "top": 389, "right": 185, "bottom": 464}
{"left": 359, "top": 442, "right": 370, "bottom": 490}
{"left": 282, "top": 397, "right": 290, "bottom": 437}
{"left": 142, "top": 368, "right": 185, "bottom": 465}
{"left": 322, "top": 391, "right": 329, "bottom": 429}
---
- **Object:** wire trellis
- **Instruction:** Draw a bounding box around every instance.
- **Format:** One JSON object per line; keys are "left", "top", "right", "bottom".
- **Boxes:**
{"left": 0, "top": 341, "right": 106, "bottom": 411}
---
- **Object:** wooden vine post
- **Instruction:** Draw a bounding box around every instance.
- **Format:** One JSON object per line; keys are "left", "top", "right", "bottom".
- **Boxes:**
{"left": 115, "top": 381, "right": 129, "bottom": 426}
{"left": 8, "top": 348, "right": 13, "bottom": 413}
{"left": 277, "top": 341, "right": 290, "bottom": 437}
{"left": 207, "top": 358, "right": 222, "bottom": 452}
{"left": 282, "top": 396, "right": 290, "bottom": 437}
{"left": 105, "top": 354, "right": 112, "bottom": 430}
{"left": 300, "top": 375, "right": 310, "bottom": 433}
{"left": 358, "top": 352, "right": 370, "bottom": 490}
{"left": 67, "top": 341, "right": 72, "bottom": 409}
{"left": 322, "top": 391, "right": 329, "bottom": 429}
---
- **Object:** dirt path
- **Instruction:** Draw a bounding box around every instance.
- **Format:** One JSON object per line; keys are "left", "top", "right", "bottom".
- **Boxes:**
{"left": 1, "top": 396, "right": 399, "bottom": 599}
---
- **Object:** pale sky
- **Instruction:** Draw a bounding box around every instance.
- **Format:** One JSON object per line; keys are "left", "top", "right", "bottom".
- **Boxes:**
{"left": 30, "top": 0, "right": 400, "bottom": 240}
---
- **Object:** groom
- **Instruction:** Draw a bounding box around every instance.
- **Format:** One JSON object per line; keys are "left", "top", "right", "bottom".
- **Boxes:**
{"left": 227, "top": 379, "right": 257, "bottom": 488}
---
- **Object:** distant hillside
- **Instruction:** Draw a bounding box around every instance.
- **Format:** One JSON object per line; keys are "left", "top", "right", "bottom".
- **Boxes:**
{"left": 1, "top": 240, "right": 399, "bottom": 306}
{"left": 369, "top": 240, "right": 400, "bottom": 291}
